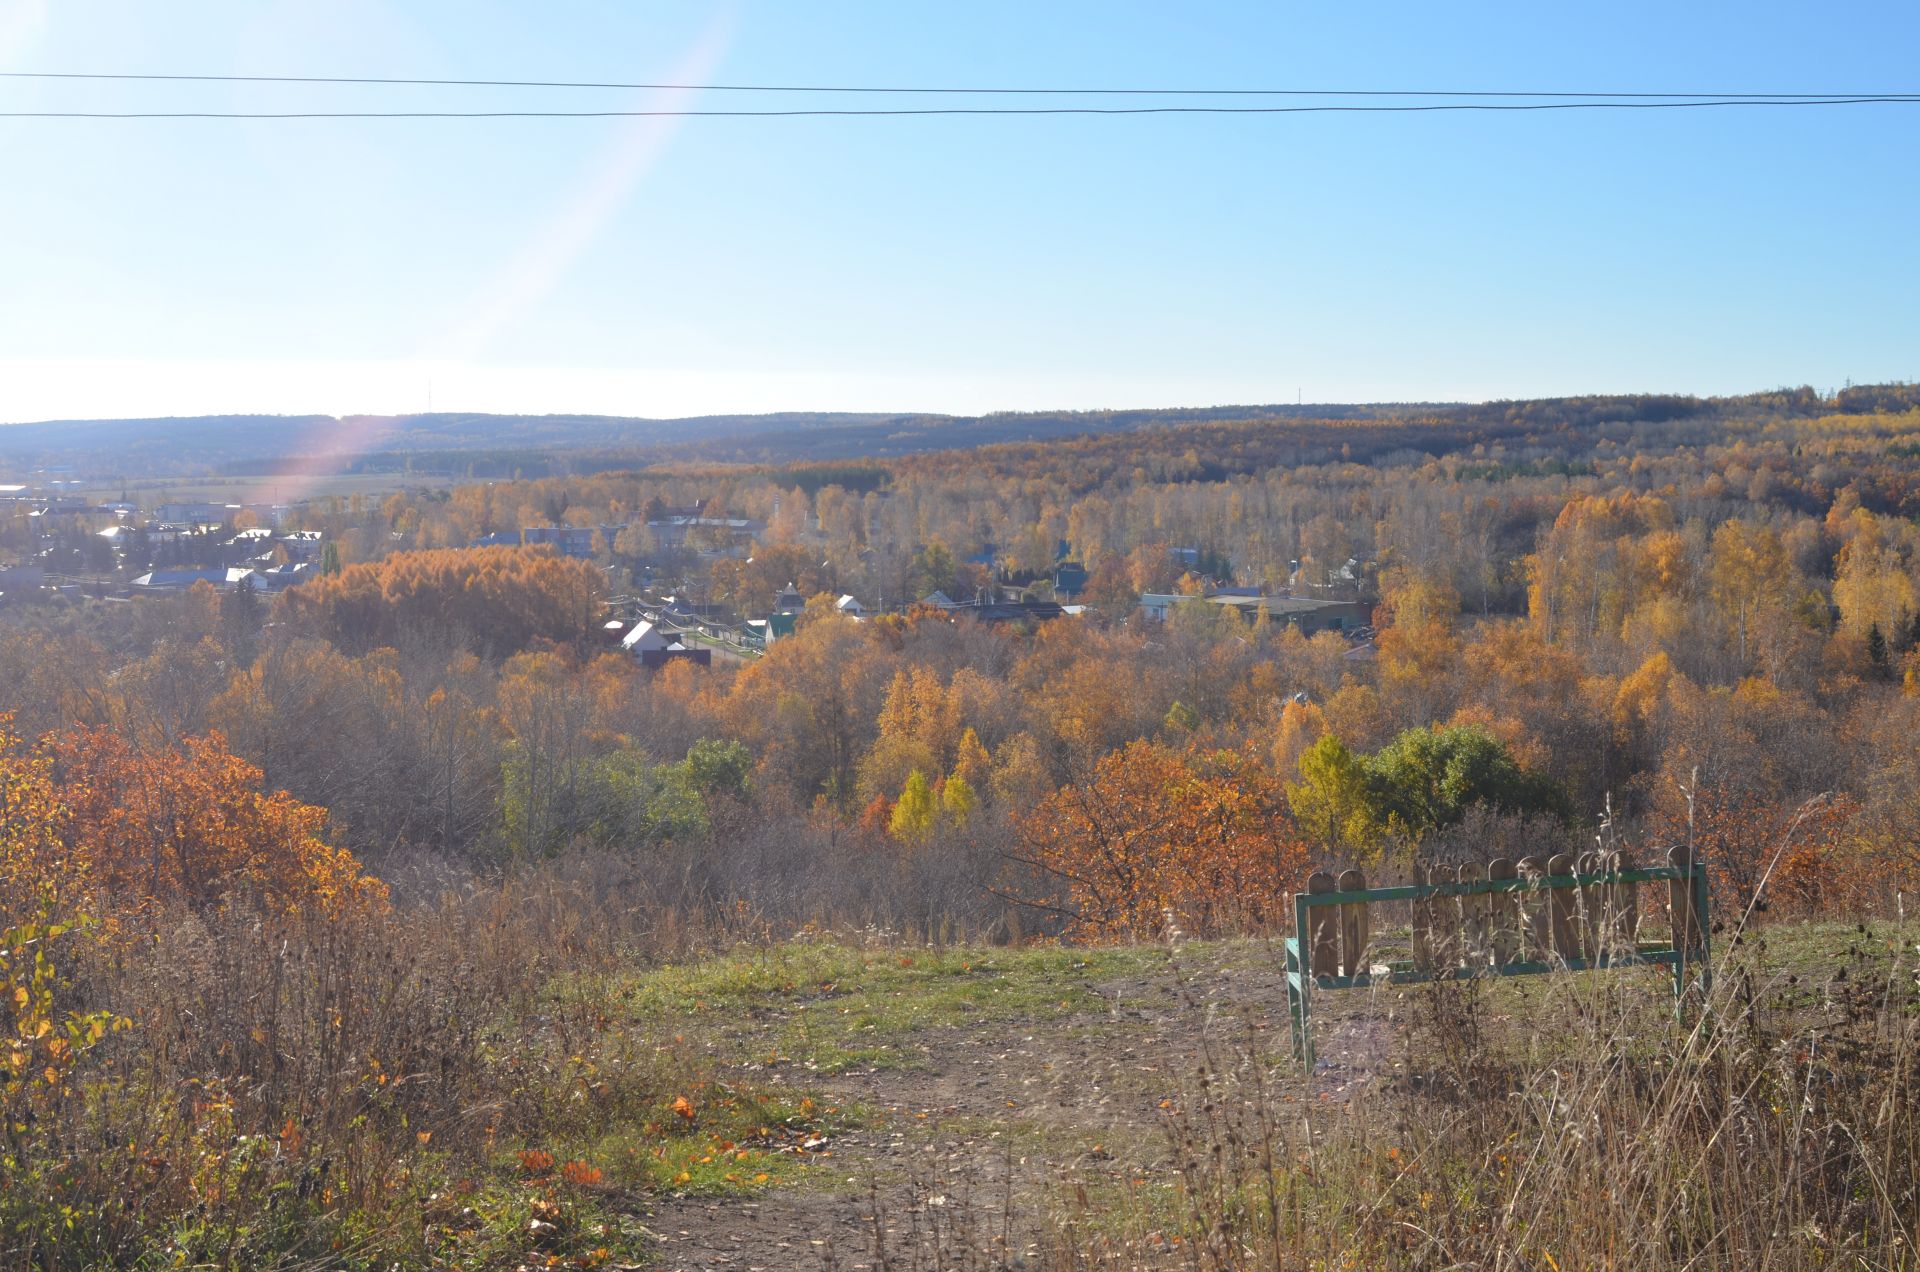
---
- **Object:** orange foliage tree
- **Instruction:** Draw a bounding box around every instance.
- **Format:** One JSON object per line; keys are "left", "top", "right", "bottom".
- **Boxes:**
{"left": 1658, "top": 784, "right": 1863, "bottom": 919}
{"left": 1650, "top": 676, "right": 1850, "bottom": 916}
{"left": 274, "top": 545, "right": 604, "bottom": 656}
{"left": 1012, "top": 742, "right": 1311, "bottom": 941}
{"left": 27, "top": 728, "right": 387, "bottom": 919}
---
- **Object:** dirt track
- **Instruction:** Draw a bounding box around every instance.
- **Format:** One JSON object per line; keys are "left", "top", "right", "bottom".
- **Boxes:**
{"left": 637, "top": 941, "right": 1390, "bottom": 1270}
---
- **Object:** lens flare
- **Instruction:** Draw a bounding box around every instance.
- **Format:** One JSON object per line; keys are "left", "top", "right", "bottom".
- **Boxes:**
{"left": 249, "top": 10, "right": 738, "bottom": 508}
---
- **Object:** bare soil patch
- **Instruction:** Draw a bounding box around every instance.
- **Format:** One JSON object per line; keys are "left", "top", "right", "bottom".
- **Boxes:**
{"left": 636, "top": 940, "right": 1366, "bottom": 1269}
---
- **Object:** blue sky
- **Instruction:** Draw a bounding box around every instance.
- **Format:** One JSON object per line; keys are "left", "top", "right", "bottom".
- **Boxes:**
{"left": 1, "top": 1, "right": 1916, "bottom": 422}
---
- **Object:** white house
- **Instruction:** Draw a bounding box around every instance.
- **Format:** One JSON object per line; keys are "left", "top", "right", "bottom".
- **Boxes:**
{"left": 620, "top": 619, "right": 670, "bottom": 655}
{"left": 130, "top": 566, "right": 264, "bottom": 592}
{"left": 1137, "top": 592, "right": 1186, "bottom": 621}
{"left": 835, "top": 594, "right": 866, "bottom": 618}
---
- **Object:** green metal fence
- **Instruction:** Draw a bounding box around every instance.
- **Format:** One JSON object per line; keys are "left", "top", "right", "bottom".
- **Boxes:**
{"left": 1285, "top": 851, "right": 1710, "bottom": 1069}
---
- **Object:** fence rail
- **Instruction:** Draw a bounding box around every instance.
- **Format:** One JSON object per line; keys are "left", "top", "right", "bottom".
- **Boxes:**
{"left": 1284, "top": 848, "right": 1710, "bottom": 1069}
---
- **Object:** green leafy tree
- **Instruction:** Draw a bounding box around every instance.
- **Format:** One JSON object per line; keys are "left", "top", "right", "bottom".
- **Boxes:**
{"left": 501, "top": 744, "right": 719, "bottom": 856}
{"left": 908, "top": 542, "right": 958, "bottom": 601}
{"left": 1363, "top": 724, "right": 1570, "bottom": 840}
{"left": 1286, "top": 734, "right": 1381, "bottom": 854}
{"left": 1867, "top": 622, "right": 1889, "bottom": 675}
{"left": 218, "top": 578, "right": 262, "bottom": 665}
{"left": 1287, "top": 726, "right": 1568, "bottom": 858}
{"left": 684, "top": 738, "right": 753, "bottom": 799}
{"left": 585, "top": 750, "right": 711, "bottom": 848}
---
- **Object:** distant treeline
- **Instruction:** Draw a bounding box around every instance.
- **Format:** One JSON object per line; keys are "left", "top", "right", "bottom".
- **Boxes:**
{"left": 3, "top": 384, "right": 1916, "bottom": 477}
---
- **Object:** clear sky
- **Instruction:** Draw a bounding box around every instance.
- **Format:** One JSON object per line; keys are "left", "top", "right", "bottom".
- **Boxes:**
{"left": 1, "top": 1, "right": 1916, "bottom": 423}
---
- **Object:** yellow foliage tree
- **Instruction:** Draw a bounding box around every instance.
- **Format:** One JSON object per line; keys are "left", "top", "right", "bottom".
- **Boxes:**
{"left": 1271, "top": 698, "right": 1328, "bottom": 778}
{"left": 889, "top": 770, "right": 936, "bottom": 843}
{"left": 951, "top": 727, "right": 991, "bottom": 795}
{"left": 940, "top": 772, "right": 977, "bottom": 826}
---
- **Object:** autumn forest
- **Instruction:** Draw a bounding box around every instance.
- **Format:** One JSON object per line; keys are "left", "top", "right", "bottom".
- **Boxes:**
{"left": 4, "top": 387, "right": 1919, "bottom": 1266}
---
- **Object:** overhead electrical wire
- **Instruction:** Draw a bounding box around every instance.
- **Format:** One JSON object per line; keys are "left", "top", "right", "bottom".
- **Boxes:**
{"left": 0, "top": 71, "right": 1916, "bottom": 97}
{"left": 2, "top": 98, "right": 1918, "bottom": 119}
{"left": 0, "top": 71, "right": 1915, "bottom": 119}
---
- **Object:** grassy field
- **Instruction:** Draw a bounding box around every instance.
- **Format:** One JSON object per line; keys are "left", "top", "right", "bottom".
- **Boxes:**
{"left": 57, "top": 471, "right": 454, "bottom": 507}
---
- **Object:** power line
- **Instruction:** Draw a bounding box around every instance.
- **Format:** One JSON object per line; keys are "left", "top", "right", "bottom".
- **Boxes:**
{"left": 2, "top": 71, "right": 1917, "bottom": 98}
{"left": 3, "top": 98, "right": 1918, "bottom": 120}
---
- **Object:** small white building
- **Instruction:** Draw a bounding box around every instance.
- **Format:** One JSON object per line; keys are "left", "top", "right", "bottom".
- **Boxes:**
{"left": 834, "top": 594, "right": 866, "bottom": 618}
{"left": 1137, "top": 592, "right": 1186, "bottom": 621}
{"left": 620, "top": 619, "right": 670, "bottom": 655}
{"left": 130, "top": 567, "right": 264, "bottom": 592}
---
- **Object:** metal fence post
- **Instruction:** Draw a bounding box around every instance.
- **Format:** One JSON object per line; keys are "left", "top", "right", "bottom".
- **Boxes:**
{"left": 1294, "top": 888, "right": 1314, "bottom": 1069}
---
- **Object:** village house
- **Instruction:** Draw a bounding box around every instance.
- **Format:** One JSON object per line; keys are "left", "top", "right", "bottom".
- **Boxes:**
{"left": 619, "top": 619, "right": 711, "bottom": 668}
{"left": 644, "top": 508, "right": 765, "bottom": 557}
{"left": 620, "top": 619, "right": 670, "bottom": 655}
{"left": 1205, "top": 594, "right": 1371, "bottom": 635}
{"left": 1134, "top": 591, "right": 1370, "bottom": 636}
{"left": 130, "top": 567, "right": 260, "bottom": 592}
{"left": 154, "top": 502, "right": 231, "bottom": 528}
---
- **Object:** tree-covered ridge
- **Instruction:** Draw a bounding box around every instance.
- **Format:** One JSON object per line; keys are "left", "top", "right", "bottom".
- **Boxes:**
{"left": 6, "top": 381, "right": 1916, "bottom": 474}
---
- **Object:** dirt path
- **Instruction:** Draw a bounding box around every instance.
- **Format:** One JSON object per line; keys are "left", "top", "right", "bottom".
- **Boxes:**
{"left": 637, "top": 942, "right": 1384, "bottom": 1270}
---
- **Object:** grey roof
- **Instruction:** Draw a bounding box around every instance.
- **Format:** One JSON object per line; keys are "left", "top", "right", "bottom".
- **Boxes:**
{"left": 1206, "top": 594, "right": 1367, "bottom": 615}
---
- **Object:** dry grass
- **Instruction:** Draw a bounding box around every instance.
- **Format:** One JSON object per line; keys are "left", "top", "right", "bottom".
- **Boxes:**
{"left": 7, "top": 846, "right": 1916, "bottom": 1270}
{"left": 0, "top": 854, "right": 822, "bottom": 1269}
{"left": 871, "top": 925, "right": 1920, "bottom": 1271}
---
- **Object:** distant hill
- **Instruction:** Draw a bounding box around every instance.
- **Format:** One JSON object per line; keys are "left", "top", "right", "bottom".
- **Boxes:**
{"left": 2, "top": 384, "right": 1913, "bottom": 479}
{"left": 0, "top": 404, "right": 1419, "bottom": 477}
{"left": 0, "top": 411, "right": 906, "bottom": 473}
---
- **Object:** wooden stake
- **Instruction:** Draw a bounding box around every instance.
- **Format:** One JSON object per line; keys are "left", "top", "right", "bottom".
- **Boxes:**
{"left": 1575, "top": 850, "right": 1602, "bottom": 958}
{"left": 1433, "top": 864, "right": 1463, "bottom": 967}
{"left": 1548, "top": 852, "right": 1580, "bottom": 961}
{"left": 1667, "top": 846, "right": 1702, "bottom": 955}
{"left": 1488, "top": 858, "right": 1520, "bottom": 964}
{"left": 1459, "top": 860, "right": 1488, "bottom": 966}
{"left": 1307, "top": 871, "right": 1340, "bottom": 977}
{"left": 1338, "top": 867, "right": 1368, "bottom": 977}
{"left": 1411, "top": 862, "right": 1435, "bottom": 973}
{"left": 1614, "top": 847, "right": 1638, "bottom": 950}
{"left": 1519, "top": 855, "right": 1550, "bottom": 959}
